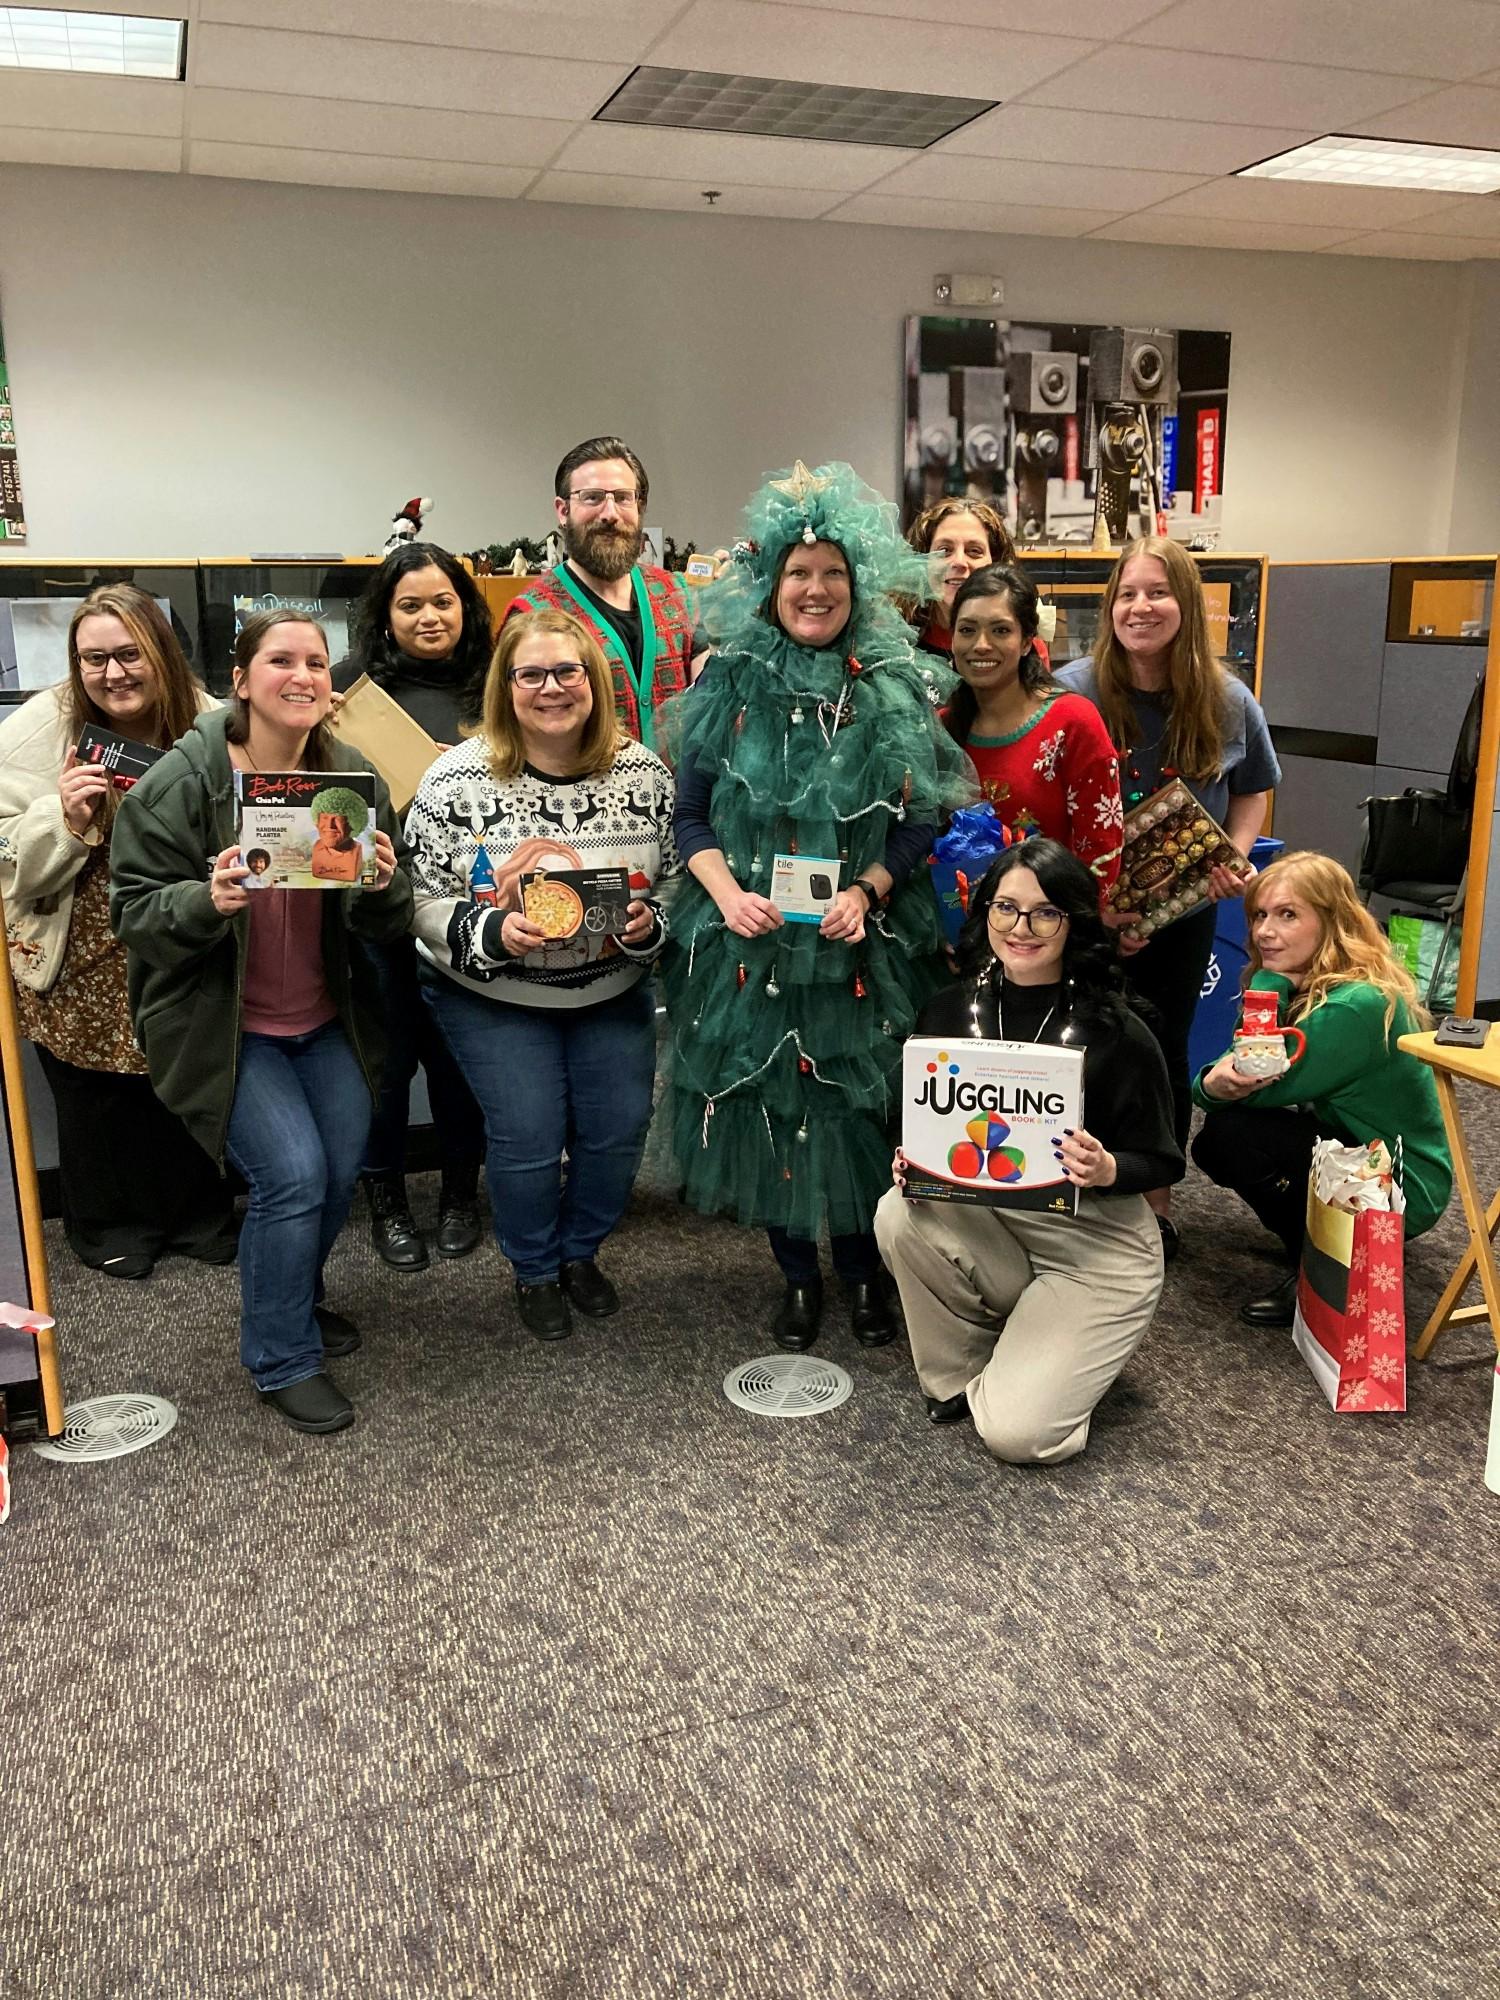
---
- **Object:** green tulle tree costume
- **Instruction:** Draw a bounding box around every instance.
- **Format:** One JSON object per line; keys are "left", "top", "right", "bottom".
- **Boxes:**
{"left": 660, "top": 460, "right": 972, "bottom": 1241}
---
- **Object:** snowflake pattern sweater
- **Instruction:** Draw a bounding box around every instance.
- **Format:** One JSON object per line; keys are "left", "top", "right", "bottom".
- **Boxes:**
{"left": 405, "top": 737, "right": 678, "bottom": 1010}
{"left": 946, "top": 691, "right": 1123, "bottom": 886}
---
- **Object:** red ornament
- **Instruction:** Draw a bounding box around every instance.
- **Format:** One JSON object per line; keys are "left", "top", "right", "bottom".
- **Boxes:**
{"left": 798, "top": 1057, "right": 812, "bottom": 1075}
{"left": 854, "top": 971, "right": 868, "bottom": 999}
{"left": 848, "top": 656, "right": 863, "bottom": 676}
{"left": 736, "top": 963, "right": 747, "bottom": 989}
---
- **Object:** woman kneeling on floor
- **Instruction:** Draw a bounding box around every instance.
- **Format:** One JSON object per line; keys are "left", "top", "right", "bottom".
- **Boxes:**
{"left": 1191, "top": 851, "right": 1452, "bottom": 1328}
{"left": 876, "top": 838, "right": 1182, "bottom": 1464}
{"left": 403, "top": 608, "right": 677, "bottom": 1342}
{"left": 110, "top": 611, "right": 412, "bottom": 1436}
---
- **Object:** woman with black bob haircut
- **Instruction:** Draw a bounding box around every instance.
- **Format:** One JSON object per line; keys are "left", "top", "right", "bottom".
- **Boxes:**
{"left": 875, "top": 837, "right": 1182, "bottom": 1464}
{"left": 334, "top": 542, "right": 491, "bottom": 1271}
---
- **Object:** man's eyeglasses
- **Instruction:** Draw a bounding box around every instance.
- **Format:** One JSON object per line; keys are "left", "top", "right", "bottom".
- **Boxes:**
{"left": 568, "top": 488, "right": 639, "bottom": 510}
{"left": 78, "top": 645, "right": 143, "bottom": 673}
{"left": 509, "top": 662, "right": 587, "bottom": 691}
{"left": 988, "top": 898, "right": 1066, "bottom": 939}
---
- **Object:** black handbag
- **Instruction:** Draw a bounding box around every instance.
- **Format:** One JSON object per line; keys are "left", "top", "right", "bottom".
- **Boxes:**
{"left": 1359, "top": 787, "right": 1470, "bottom": 893}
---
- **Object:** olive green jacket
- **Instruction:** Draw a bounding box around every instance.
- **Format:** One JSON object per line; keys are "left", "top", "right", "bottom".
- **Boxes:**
{"left": 109, "top": 707, "right": 414, "bottom": 1166}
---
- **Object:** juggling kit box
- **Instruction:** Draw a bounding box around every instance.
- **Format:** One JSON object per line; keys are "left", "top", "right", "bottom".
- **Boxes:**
{"left": 901, "top": 1036, "right": 1083, "bottom": 1214}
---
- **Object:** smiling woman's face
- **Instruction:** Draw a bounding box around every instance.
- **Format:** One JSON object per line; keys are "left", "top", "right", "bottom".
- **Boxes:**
{"left": 775, "top": 542, "right": 851, "bottom": 648}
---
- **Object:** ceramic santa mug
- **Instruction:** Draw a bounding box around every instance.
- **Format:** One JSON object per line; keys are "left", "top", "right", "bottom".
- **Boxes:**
{"left": 1231, "top": 1026, "right": 1307, "bottom": 1078}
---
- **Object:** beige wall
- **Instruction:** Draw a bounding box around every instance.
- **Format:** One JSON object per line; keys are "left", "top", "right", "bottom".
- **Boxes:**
{"left": 0, "top": 160, "right": 1488, "bottom": 562}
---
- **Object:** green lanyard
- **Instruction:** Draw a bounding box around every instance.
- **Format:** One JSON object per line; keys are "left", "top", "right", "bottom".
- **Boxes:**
{"left": 552, "top": 563, "right": 659, "bottom": 750}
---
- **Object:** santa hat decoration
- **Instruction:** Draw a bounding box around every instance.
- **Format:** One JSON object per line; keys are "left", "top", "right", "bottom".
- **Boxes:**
{"left": 396, "top": 496, "right": 432, "bottom": 528}
{"left": 382, "top": 495, "right": 435, "bottom": 554}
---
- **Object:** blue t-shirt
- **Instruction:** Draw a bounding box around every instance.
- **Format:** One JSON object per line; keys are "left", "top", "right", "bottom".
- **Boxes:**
{"left": 1052, "top": 659, "right": 1280, "bottom": 824}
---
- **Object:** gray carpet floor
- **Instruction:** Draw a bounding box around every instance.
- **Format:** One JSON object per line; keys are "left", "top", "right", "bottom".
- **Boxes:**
{"left": 3, "top": 1092, "right": 1499, "bottom": 2000}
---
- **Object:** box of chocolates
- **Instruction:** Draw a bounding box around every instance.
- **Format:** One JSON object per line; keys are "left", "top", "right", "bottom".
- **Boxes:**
{"left": 1106, "top": 778, "right": 1252, "bottom": 941}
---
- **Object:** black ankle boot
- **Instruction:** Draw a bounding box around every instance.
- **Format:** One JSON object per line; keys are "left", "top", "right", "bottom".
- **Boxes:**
{"left": 1240, "top": 1271, "right": 1298, "bottom": 1328}
{"left": 366, "top": 1173, "right": 428, "bottom": 1271}
{"left": 435, "top": 1170, "right": 481, "bottom": 1258}
{"left": 772, "top": 1281, "right": 823, "bottom": 1351}
{"left": 847, "top": 1277, "right": 896, "bottom": 1347}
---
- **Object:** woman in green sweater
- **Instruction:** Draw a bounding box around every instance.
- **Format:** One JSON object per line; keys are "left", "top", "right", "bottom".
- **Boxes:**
{"left": 1191, "top": 850, "right": 1451, "bottom": 1327}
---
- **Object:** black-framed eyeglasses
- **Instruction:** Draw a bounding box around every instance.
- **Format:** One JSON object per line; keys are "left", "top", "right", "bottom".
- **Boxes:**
{"left": 78, "top": 645, "right": 143, "bottom": 673}
{"left": 988, "top": 898, "right": 1066, "bottom": 939}
{"left": 509, "top": 662, "right": 587, "bottom": 691}
{"left": 568, "top": 488, "right": 639, "bottom": 510}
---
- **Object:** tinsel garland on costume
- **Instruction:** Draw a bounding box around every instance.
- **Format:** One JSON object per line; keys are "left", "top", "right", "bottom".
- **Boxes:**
{"left": 659, "top": 461, "right": 973, "bottom": 1241}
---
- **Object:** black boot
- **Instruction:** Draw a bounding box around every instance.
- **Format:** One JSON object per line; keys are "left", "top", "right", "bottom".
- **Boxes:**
{"left": 435, "top": 1168, "right": 481, "bottom": 1259}
{"left": 772, "top": 1281, "right": 823, "bottom": 1351}
{"left": 846, "top": 1277, "right": 896, "bottom": 1347}
{"left": 1240, "top": 1271, "right": 1298, "bottom": 1328}
{"left": 366, "top": 1173, "right": 428, "bottom": 1271}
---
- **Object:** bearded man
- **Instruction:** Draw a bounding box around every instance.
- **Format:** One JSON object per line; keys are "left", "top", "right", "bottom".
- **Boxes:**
{"left": 504, "top": 437, "right": 696, "bottom": 751}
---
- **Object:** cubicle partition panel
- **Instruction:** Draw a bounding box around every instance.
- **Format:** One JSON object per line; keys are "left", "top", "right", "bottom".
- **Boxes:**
{"left": 1263, "top": 556, "right": 1500, "bottom": 1013}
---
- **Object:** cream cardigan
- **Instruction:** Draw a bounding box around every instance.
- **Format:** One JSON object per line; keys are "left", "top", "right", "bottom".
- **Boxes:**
{"left": 0, "top": 682, "right": 216, "bottom": 995}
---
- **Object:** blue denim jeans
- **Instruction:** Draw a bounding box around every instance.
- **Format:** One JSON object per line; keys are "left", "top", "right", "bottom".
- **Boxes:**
{"left": 225, "top": 1022, "right": 372, "bottom": 1390}
{"left": 424, "top": 975, "right": 657, "bottom": 1285}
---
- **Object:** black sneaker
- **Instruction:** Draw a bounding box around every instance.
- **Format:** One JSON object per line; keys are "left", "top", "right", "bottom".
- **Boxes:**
{"left": 259, "top": 1373, "right": 354, "bottom": 1434}
{"left": 366, "top": 1174, "right": 428, "bottom": 1271}
{"left": 561, "top": 1259, "right": 619, "bottom": 1317}
{"left": 516, "top": 1281, "right": 573, "bottom": 1341}
{"left": 314, "top": 1306, "right": 362, "bottom": 1357}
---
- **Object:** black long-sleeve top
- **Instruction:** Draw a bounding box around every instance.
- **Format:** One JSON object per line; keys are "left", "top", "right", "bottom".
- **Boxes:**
{"left": 915, "top": 975, "right": 1184, "bottom": 1197}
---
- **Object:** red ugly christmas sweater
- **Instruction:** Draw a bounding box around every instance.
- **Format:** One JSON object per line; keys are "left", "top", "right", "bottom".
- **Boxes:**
{"left": 946, "top": 691, "right": 1124, "bottom": 888}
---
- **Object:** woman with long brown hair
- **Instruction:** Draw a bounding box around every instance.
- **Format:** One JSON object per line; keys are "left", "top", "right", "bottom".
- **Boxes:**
{"left": 0, "top": 583, "right": 230, "bottom": 1278}
{"left": 111, "top": 610, "right": 411, "bottom": 1433}
{"left": 1055, "top": 536, "right": 1280, "bottom": 1259}
{"left": 1191, "top": 852, "right": 1451, "bottom": 1325}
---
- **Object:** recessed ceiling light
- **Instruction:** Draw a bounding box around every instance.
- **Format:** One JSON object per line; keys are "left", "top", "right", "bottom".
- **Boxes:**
{"left": 596, "top": 66, "right": 996, "bottom": 151}
{"left": 1239, "top": 134, "right": 1500, "bottom": 196}
{"left": 0, "top": 9, "right": 184, "bottom": 79}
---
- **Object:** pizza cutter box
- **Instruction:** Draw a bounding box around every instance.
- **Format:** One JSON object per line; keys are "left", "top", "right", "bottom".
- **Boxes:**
{"left": 901, "top": 1036, "right": 1082, "bottom": 1214}
{"left": 1107, "top": 777, "right": 1251, "bottom": 940}
{"left": 334, "top": 672, "right": 440, "bottom": 816}
{"left": 520, "top": 867, "right": 632, "bottom": 944}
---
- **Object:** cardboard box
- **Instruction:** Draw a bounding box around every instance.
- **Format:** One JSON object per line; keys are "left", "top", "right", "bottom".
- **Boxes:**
{"left": 902, "top": 1035, "right": 1082, "bottom": 1213}
{"left": 334, "top": 672, "right": 440, "bottom": 815}
{"left": 770, "top": 853, "right": 840, "bottom": 923}
{"left": 1107, "top": 778, "right": 1251, "bottom": 941}
{"left": 236, "top": 769, "right": 379, "bottom": 890}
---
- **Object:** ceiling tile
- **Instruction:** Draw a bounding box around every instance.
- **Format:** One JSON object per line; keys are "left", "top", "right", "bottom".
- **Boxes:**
{"left": 0, "top": 69, "right": 182, "bottom": 136}
{"left": 50, "top": 0, "right": 185, "bottom": 15}
{"left": 652, "top": 0, "right": 1095, "bottom": 100}
{"left": 1018, "top": 46, "right": 1431, "bottom": 130}
{"left": 191, "top": 23, "right": 622, "bottom": 120}
{"left": 188, "top": 89, "right": 572, "bottom": 167}
{"left": 938, "top": 104, "right": 1315, "bottom": 175}
{"left": 1086, "top": 212, "right": 1357, "bottom": 250}
{"left": 549, "top": 122, "right": 906, "bottom": 191}
{"left": 1359, "top": 83, "right": 1500, "bottom": 147}
{"left": 526, "top": 170, "right": 838, "bottom": 217}
{"left": 197, "top": 0, "right": 684, "bottom": 65}
{"left": 875, "top": 152, "right": 1210, "bottom": 211}
{"left": 1124, "top": 0, "right": 1500, "bottom": 81}
{"left": 188, "top": 139, "right": 536, "bottom": 198}
{"left": 1328, "top": 229, "right": 1500, "bottom": 258}
{"left": 0, "top": 127, "right": 182, "bottom": 171}
{"left": 751, "top": 0, "right": 1162, "bottom": 25}
{"left": 1144, "top": 178, "right": 1470, "bottom": 228}
{"left": 823, "top": 191, "right": 1124, "bottom": 235}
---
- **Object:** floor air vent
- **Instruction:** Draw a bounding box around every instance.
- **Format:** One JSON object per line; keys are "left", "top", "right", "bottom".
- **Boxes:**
{"left": 33, "top": 1394, "right": 178, "bottom": 1463}
{"left": 723, "top": 1355, "right": 852, "bottom": 1419}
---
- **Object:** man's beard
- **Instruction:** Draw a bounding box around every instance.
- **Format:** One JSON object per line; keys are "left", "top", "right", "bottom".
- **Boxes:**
{"left": 564, "top": 517, "right": 644, "bottom": 582}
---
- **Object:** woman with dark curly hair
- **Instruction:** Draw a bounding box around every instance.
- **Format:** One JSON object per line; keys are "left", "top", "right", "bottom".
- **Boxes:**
{"left": 876, "top": 838, "right": 1181, "bottom": 1463}
{"left": 902, "top": 496, "right": 1015, "bottom": 663}
{"left": 334, "top": 542, "right": 491, "bottom": 1269}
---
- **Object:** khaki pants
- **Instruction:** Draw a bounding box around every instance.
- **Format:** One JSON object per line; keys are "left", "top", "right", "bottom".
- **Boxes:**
{"left": 874, "top": 1184, "right": 1164, "bottom": 1465}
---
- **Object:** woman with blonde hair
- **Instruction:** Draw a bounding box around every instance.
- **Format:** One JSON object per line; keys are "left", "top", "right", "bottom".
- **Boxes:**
{"left": 0, "top": 582, "right": 231, "bottom": 1278}
{"left": 1055, "top": 535, "right": 1280, "bottom": 1259}
{"left": 404, "top": 607, "right": 677, "bottom": 1341}
{"left": 1191, "top": 851, "right": 1451, "bottom": 1326}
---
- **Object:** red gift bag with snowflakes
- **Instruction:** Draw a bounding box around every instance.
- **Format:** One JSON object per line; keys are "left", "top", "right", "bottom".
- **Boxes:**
{"left": 1290, "top": 1138, "right": 1407, "bottom": 1414}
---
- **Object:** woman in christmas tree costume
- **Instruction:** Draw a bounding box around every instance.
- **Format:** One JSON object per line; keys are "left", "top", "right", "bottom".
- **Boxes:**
{"left": 663, "top": 461, "right": 971, "bottom": 1352}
